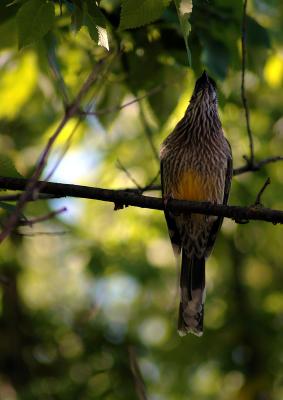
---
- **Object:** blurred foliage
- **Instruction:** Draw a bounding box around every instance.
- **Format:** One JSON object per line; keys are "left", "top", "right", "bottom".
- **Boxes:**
{"left": 1, "top": 0, "right": 283, "bottom": 399}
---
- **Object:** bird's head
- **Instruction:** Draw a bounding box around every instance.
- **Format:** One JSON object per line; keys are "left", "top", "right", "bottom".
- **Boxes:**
{"left": 190, "top": 71, "right": 217, "bottom": 109}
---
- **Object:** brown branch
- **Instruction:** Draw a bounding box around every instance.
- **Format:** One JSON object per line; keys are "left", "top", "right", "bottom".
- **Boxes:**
{"left": 139, "top": 106, "right": 160, "bottom": 163}
{"left": 0, "top": 193, "right": 58, "bottom": 202}
{"left": 116, "top": 159, "right": 142, "bottom": 190}
{"left": 233, "top": 156, "right": 283, "bottom": 175}
{"left": 128, "top": 346, "right": 148, "bottom": 400}
{"left": 16, "top": 230, "right": 67, "bottom": 237}
{"left": 241, "top": 0, "right": 254, "bottom": 166}
{"left": 19, "top": 207, "right": 67, "bottom": 227}
{"left": 115, "top": 154, "right": 283, "bottom": 194}
{"left": 1, "top": 177, "right": 283, "bottom": 224}
{"left": 254, "top": 177, "right": 271, "bottom": 206}
{"left": 140, "top": 170, "right": 161, "bottom": 194}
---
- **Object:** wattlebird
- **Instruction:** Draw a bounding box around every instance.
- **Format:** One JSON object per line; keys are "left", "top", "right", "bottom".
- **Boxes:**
{"left": 160, "top": 71, "right": 232, "bottom": 336}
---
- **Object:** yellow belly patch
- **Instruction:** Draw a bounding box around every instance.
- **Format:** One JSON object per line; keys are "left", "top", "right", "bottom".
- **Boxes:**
{"left": 172, "top": 170, "right": 209, "bottom": 201}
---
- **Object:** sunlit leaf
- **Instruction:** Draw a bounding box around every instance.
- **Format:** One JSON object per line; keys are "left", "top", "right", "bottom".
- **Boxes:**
{"left": 0, "top": 52, "right": 38, "bottom": 119}
{"left": 84, "top": 0, "right": 109, "bottom": 50}
{"left": 174, "top": 0, "right": 193, "bottom": 65}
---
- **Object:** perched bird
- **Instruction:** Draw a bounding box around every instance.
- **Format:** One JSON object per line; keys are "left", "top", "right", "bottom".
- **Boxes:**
{"left": 160, "top": 71, "right": 232, "bottom": 336}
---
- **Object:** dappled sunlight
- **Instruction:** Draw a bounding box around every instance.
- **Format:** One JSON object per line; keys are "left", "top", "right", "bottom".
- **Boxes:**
{"left": 264, "top": 292, "right": 283, "bottom": 313}
{"left": 146, "top": 238, "right": 175, "bottom": 269}
{"left": 205, "top": 298, "right": 227, "bottom": 330}
{"left": 191, "top": 362, "right": 222, "bottom": 396}
{"left": 138, "top": 316, "right": 170, "bottom": 346}
{"left": 243, "top": 258, "right": 272, "bottom": 289}
{"left": 18, "top": 233, "right": 89, "bottom": 310}
{"left": 264, "top": 53, "right": 283, "bottom": 88}
{"left": 0, "top": 52, "right": 38, "bottom": 119}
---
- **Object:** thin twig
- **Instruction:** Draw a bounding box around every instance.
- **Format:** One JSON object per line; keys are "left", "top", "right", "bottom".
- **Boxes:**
{"left": 82, "top": 84, "right": 165, "bottom": 116}
{"left": 241, "top": 0, "right": 254, "bottom": 166}
{"left": 254, "top": 177, "right": 271, "bottom": 206}
{"left": 47, "top": 47, "right": 70, "bottom": 106}
{"left": 123, "top": 171, "right": 160, "bottom": 194}
{"left": 128, "top": 346, "right": 148, "bottom": 400}
{"left": 19, "top": 207, "right": 67, "bottom": 226}
{"left": 140, "top": 170, "right": 160, "bottom": 194}
{"left": 233, "top": 156, "right": 283, "bottom": 175}
{"left": 43, "top": 119, "right": 81, "bottom": 183}
{"left": 116, "top": 159, "right": 142, "bottom": 190}
{"left": 1, "top": 177, "right": 283, "bottom": 224}
{"left": 44, "top": 52, "right": 117, "bottom": 185}
{"left": 0, "top": 53, "right": 112, "bottom": 244}
{"left": 139, "top": 106, "right": 160, "bottom": 163}
{"left": 16, "top": 230, "right": 67, "bottom": 237}
{"left": 0, "top": 193, "right": 58, "bottom": 202}
{"left": 124, "top": 184, "right": 161, "bottom": 194}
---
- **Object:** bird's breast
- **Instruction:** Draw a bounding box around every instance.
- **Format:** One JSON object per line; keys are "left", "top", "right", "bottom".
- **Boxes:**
{"left": 172, "top": 169, "right": 223, "bottom": 203}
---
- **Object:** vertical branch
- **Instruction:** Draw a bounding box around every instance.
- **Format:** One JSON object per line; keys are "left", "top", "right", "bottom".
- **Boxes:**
{"left": 139, "top": 106, "right": 160, "bottom": 164}
{"left": 241, "top": 0, "right": 254, "bottom": 166}
{"left": 128, "top": 345, "right": 148, "bottom": 400}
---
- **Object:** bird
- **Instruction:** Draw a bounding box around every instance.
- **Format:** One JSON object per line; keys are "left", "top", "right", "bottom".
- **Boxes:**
{"left": 160, "top": 71, "right": 232, "bottom": 336}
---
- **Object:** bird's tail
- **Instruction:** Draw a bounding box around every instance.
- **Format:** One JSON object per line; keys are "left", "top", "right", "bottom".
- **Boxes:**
{"left": 178, "top": 251, "right": 205, "bottom": 337}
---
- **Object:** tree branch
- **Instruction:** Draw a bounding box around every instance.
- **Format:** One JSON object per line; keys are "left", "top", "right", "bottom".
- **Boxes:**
{"left": 19, "top": 207, "right": 67, "bottom": 227}
{"left": 82, "top": 84, "right": 165, "bottom": 116}
{"left": 1, "top": 177, "right": 283, "bottom": 224}
{"left": 233, "top": 156, "right": 283, "bottom": 175}
{"left": 241, "top": 0, "right": 254, "bottom": 166}
{"left": 0, "top": 53, "right": 113, "bottom": 244}
{"left": 128, "top": 346, "right": 148, "bottom": 400}
{"left": 254, "top": 177, "right": 271, "bottom": 206}
{"left": 139, "top": 106, "right": 160, "bottom": 163}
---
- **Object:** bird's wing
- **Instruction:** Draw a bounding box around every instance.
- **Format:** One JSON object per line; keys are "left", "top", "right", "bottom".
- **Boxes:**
{"left": 160, "top": 159, "right": 182, "bottom": 256}
{"left": 205, "top": 151, "right": 233, "bottom": 257}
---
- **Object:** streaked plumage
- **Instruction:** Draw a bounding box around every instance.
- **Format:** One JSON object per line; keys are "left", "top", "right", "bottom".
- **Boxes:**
{"left": 160, "top": 71, "right": 232, "bottom": 336}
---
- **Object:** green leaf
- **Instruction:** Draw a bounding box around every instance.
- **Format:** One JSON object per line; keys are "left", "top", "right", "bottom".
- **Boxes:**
{"left": 148, "top": 64, "right": 185, "bottom": 125}
{"left": 17, "top": 0, "right": 55, "bottom": 49}
{"left": 0, "top": 202, "right": 17, "bottom": 214}
{"left": 0, "top": 18, "right": 17, "bottom": 50}
{"left": 86, "top": 0, "right": 107, "bottom": 28}
{"left": 201, "top": 37, "right": 230, "bottom": 80}
{"left": 0, "top": 0, "right": 21, "bottom": 24}
{"left": 84, "top": 13, "right": 98, "bottom": 41}
{"left": 174, "top": 0, "right": 193, "bottom": 66}
{"left": 95, "top": 82, "right": 127, "bottom": 128}
{"left": 84, "top": 0, "right": 109, "bottom": 50}
{"left": 96, "top": 26, "right": 109, "bottom": 50}
{"left": 246, "top": 16, "right": 270, "bottom": 48}
{"left": 71, "top": 4, "right": 84, "bottom": 32}
{"left": 119, "top": 0, "right": 171, "bottom": 30}
{"left": 0, "top": 154, "right": 23, "bottom": 179}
